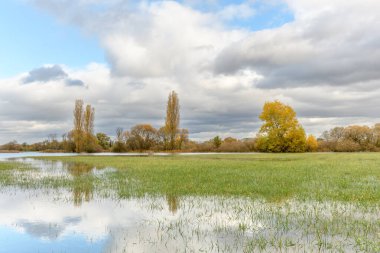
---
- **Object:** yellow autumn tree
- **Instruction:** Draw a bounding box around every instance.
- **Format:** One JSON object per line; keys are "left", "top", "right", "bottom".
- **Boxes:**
{"left": 257, "top": 100, "right": 306, "bottom": 152}
{"left": 72, "top": 100, "right": 98, "bottom": 153}
{"left": 306, "top": 135, "right": 318, "bottom": 152}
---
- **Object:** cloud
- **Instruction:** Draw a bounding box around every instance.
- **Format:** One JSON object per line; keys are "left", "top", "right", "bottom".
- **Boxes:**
{"left": 1, "top": 0, "right": 380, "bottom": 143}
{"left": 31, "top": 0, "right": 250, "bottom": 78}
{"left": 22, "top": 65, "right": 85, "bottom": 87}
{"left": 17, "top": 218, "right": 80, "bottom": 240}
{"left": 214, "top": 0, "right": 380, "bottom": 89}
{"left": 216, "top": 2, "right": 256, "bottom": 21}
{"left": 65, "top": 78, "right": 85, "bottom": 86}
{"left": 23, "top": 65, "right": 68, "bottom": 83}
{"left": 0, "top": 188, "right": 275, "bottom": 251}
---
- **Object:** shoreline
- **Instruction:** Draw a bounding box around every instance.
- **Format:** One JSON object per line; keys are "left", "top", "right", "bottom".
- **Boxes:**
{"left": 0, "top": 150, "right": 21, "bottom": 153}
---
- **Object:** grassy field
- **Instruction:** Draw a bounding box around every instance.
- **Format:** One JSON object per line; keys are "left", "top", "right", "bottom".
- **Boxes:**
{"left": 1, "top": 153, "right": 380, "bottom": 252}
{"left": 1, "top": 153, "right": 380, "bottom": 202}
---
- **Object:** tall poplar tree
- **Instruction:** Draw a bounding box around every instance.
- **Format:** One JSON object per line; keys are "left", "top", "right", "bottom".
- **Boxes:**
{"left": 165, "top": 91, "right": 180, "bottom": 150}
{"left": 73, "top": 99, "right": 85, "bottom": 153}
{"left": 84, "top": 104, "right": 96, "bottom": 152}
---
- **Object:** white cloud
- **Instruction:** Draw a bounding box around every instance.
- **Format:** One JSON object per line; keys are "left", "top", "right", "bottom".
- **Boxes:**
{"left": 0, "top": 188, "right": 271, "bottom": 251}
{"left": 216, "top": 2, "right": 256, "bottom": 20}
{"left": 1, "top": 0, "right": 380, "bottom": 143}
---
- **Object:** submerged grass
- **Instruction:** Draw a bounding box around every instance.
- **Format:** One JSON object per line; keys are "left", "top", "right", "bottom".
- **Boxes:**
{"left": 1, "top": 153, "right": 380, "bottom": 252}
{"left": 0, "top": 162, "right": 30, "bottom": 171}
{"left": 1, "top": 153, "right": 379, "bottom": 203}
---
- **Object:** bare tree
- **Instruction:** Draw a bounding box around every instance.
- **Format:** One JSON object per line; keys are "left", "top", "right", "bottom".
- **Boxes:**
{"left": 48, "top": 134, "right": 57, "bottom": 143}
{"left": 128, "top": 124, "right": 158, "bottom": 151}
{"left": 116, "top": 128, "right": 124, "bottom": 143}
{"left": 112, "top": 127, "right": 126, "bottom": 152}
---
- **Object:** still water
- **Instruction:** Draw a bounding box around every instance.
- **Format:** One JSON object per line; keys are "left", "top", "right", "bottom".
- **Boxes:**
{"left": 0, "top": 152, "right": 258, "bottom": 160}
{"left": 0, "top": 152, "right": 156, "bottom": 160}
{"left": 0, "top": 157, "right": 379, "bottom": 252}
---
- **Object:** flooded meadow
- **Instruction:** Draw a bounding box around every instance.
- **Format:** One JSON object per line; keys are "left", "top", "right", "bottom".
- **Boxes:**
{"left": 0, "top": 154, "right": 379, "bottom": 252}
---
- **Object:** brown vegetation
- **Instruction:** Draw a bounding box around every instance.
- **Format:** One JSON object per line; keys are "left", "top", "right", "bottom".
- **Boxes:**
{"left": 318, "top": 124, "right": 380, "bottom": 152}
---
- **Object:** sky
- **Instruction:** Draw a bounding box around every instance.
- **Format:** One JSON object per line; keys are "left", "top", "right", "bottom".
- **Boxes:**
{"left": 1, "top": 0, "right": 380, "bottom": 143}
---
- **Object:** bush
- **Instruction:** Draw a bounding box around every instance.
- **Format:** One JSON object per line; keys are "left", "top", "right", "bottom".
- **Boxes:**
{"left": 335, "top": 140, "right": 362, "bottom": 152}
{"left": 218, "top": 141, "right": 250, "bottom": 152}
{"left": 193, "top": 142, "right": 214, "bottom": 152}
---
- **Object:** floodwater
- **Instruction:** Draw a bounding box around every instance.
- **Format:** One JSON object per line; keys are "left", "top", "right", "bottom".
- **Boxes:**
{"left": 0, "top": 152, "right": 260, "bottom": 161}
{"left": 0, "top": 152, "right": 153, "bottom": 160}
{"left": 0, "top": 158, "right": 379, "bottom": 252}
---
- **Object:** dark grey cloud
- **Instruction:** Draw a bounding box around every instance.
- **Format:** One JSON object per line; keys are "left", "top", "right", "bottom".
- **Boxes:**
{"left": 22, "top": 65, "right": 85, "bottom": 87}
{"left": 17, "top": 216, "right": 81, "bottom": 240}
{"left": 65, "top": 78, "right": 85, "bottom": 86}
{"left": 215, "top": 41, "right": 380, "bottom": 89}
{"left": 214, "top": 1, "right": 380, "bottom": 89}
{"left": 23, "top": 65, "right": 68, "bottom": 83}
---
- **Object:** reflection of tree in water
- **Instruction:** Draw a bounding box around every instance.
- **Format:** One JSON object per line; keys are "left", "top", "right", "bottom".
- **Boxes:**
{"left": 166, "top": 195, "right": 180, "bottom": 214}
{"left": 66, "top": 163, "right": 93, "bottom": 177}
{"left": 66, "top": 163, "right": 95, "bottom": 207}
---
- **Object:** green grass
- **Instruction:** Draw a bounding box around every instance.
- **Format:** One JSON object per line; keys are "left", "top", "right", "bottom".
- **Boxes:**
{"left": 1, "top": 153, "right": 380, "bottom": 251}
{"left": 0, "top": 162, "right": 29, "bottom": 171}
{"left": 1, "top": 153, "right": 379, "bottom": 202}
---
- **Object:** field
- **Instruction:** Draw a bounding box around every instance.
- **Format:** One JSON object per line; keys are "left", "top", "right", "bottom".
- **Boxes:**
{"left": 1, "top": 153, "right": 380, "bottom": 202}
{"left": 0, "top": 153, "right": 380, "bottom": 252}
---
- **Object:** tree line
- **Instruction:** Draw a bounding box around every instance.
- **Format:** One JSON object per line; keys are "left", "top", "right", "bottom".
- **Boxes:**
{"left": 318, "top": 124, "right": 380, "bottom": 152}
{"left": 1, "top": 93, "right": 379, "bottom": 153}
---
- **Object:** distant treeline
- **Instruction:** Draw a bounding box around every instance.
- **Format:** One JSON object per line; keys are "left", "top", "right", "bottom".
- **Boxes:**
{"left": 318, "top": 125, "right": 380, "bottom": 152}
{"left": 1, "top": 92, "right": 379, "bottom": 153}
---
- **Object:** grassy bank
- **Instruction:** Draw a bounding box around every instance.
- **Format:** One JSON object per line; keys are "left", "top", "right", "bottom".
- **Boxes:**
{"left": 0, "top": 153, "right": 379, "bottom": 202}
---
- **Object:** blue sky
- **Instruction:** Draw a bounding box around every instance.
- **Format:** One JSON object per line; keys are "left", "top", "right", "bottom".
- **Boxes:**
{"left": 185, "top": 0, "right": 294, "bottom": 30}
{"left": 0, "top": 0, "right": 105, "bottom": 78}
{"left": 0, "top": 226, "right": 106, "bottom": 253}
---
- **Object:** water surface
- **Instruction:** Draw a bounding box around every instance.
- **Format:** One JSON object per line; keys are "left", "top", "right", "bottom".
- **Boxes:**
{"left": 0, "top": 158, "right": 379, "bottom": 252}
{"left": 0, "top": 152, "right": 259, "bottom": 160}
